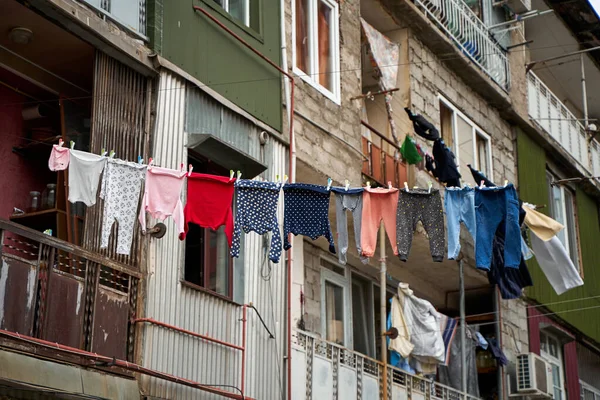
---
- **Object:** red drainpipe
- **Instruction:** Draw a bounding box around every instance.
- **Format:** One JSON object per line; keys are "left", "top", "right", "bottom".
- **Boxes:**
{"left": 191, "top": 6, "right": 296, "bottom": 400}
{"left": 0, "top": 327, "right": 253, "bottom": 400}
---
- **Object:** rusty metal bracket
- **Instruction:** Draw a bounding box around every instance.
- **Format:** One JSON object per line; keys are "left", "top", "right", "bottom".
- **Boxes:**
{"left": 142, "top": 223, "right": 167, "bottom": 239}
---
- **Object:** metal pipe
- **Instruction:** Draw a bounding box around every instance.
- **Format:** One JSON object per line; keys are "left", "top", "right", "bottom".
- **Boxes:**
{"left": 379, "top": 222, "right": 388, "bottom": 400}
{"left": 581, "top": 54, "right": 589, "bottom": 129}
{"left": 350, "top": 88, "right": 399, "bottom": 101}
{"left": 133, "top": 318, "right": 244, "bottom": 351}
{"left": 487, "top": 9, "right": 553, "bottom": 30}
{"left": 0, "top": 328, "right": 251, "bottom": 400}
{"left": 495, "top": 287, "right": 504, "bottom": 400}
{"left": 191, "top": 8, "right": 296, "bottom": 400}
{"left": 242, "top": 305, "right": 247, "bottom": 394}
{"left": 526, "top": 45, "right": 600, "bottom": 72}
{"left": 458, "top": 258, "right": 467, "bottom": 395}
{"left": 361, "top": 120, "right": 399, "bottom": 149}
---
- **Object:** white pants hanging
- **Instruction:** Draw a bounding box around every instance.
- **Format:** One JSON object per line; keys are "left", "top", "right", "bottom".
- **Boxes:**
{"left": 100, "top": 159, "right": 146, "bottom": 255}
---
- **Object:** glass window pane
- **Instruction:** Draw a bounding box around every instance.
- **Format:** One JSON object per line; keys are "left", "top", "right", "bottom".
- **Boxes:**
{"left": 476, "top": 133, "right": 489, "bottom": 178}
{"left": 213, "top": 0, "right": 225, "bottom": 6}
{"left": 540, "top": 332, "right": 548, "bottom": 353}
{"left": 111, "top": 0, "right": 141, "bottom": 33}
{"left": 206, "top": 226, "right": 230, "bottom": 296}
{"left": 548, "top": 337, "right": 558, "bottom": 357}
{"left": 249, "top": 0, "right": 260, "bottom": 31}
{"left": 229, "top": 0, "right": 247, "bottom": 25}
{"left": 325, "top": 281, "right": 344, "bottom": 345}
{"left": 564, "top": 190, "right": 580, "bottom": 266}
{"left": 295, "top": 0, "right": 311, "bottom": 74}
{"left": 457, "top": 116, "right": 475, "bottom": 184}
{"left": 352, "top": 278, "right": 373, "bottom": 357}
{"left": 318, "top": 1, "right": 333, "bottom": 91}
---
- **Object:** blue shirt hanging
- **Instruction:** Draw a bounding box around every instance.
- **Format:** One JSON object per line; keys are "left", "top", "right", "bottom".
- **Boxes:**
{"left": 283, "top": 183, "right": 336, "bottom": 253}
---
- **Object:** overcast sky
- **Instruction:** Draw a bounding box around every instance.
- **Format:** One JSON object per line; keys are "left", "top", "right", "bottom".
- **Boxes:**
{"left": 589, "top": 0, "right": 600, "bottom": 18}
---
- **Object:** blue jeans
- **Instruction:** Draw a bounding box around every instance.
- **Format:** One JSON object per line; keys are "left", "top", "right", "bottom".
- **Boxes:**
{"left": 445, "top": 187, "right": 476, "bottom": 260}
{"left": 475, "top": 184, "right": 521, "bottom": 270}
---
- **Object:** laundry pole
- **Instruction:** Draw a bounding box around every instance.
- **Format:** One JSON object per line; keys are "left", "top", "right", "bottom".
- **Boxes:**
{"left": 458, "top": 257, "right": 467, "bottom": 395}
{"left": 379, "top": 221, "right": 388, "bottom": 400}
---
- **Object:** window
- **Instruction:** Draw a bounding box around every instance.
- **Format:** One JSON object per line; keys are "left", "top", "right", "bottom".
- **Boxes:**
{"left": 212, "top": 0, "right": 260, "bottom": 31}
{"left": 581, "top": 381, "right": 600, "bottom": 400}
{"left": 83, "top": 0, "right": 146, "bottom": 36}
{"left": 183, "top": 155, "right": 233, "bottom": 299}
{"left": 351, "top": 275, "right": 376, "bottom": 357}
{"left": 320, "top": 261, "right": 351, "bottom": 347}
{"left": 540, "top": 332, "right": 566, "bottom": 400}
{"left": 546, "top": 170, "right": 580, "bottom": 270}
{"left": 439, "top": 96, "right": 493, "bottom": 185}
{"left": 293, "top": 0, "right": 340, "bottom": 102}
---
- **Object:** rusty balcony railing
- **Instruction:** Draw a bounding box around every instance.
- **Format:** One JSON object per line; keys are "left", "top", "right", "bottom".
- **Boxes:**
{"left": 361, "top": 121, "right": 408, "bottom": 187}
{"left": 0, "top": 219, "right": 141, "bottom": 363}
{"left": 292, "top": 329, "right": 481, "bottom": 400}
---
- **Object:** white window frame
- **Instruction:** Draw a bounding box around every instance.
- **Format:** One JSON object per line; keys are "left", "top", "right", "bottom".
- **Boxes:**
{"left": 350, "top": 273, "right": 377, "bottom": 358}
{"left": 213, "top": 0, "right": 251, "bottom": 27}
{"left": 581, "top": 381, "right": 600, "bottom": 400}
{"left": 546, "top": 169, "right": 580, "bottom": 269}
{"left": 291, "top": 0, "right": 341, "bottom": 104}
{"left": 320, "top": 263, "right": 352, "bottom": 348}
{"left": 540, "top": 331, "right": 566, "bottom": 400}
{"left": 438, "top": 95, "right": 493, "bottom": 182}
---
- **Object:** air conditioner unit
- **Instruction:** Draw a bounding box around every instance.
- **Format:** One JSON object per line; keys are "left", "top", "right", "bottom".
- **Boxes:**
{"left": 516, "top": 353, "right": 553, "bottom": 398}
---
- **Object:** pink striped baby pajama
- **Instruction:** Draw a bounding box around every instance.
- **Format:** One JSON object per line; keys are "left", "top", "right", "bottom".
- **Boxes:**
{"left": 138, "top": 166, "right": 187, "bottom": 235}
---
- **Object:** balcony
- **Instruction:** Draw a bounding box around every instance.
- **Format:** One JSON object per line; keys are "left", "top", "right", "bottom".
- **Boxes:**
{"left": 81, "top": 0, "right": 147, "bottom": 37}
{"left": 292, "top": 330, "right": 480, "bottom": 400}
{"left": 0, "top": 220, "right": 140, "bottom": 363}
{"left": 527, "top": 71, "right": 600, "bottom": 176}
{"left": 361, "top": 121, "right": 409, "bottom": 187}
{"left": 411, "top": 0, "right": 510, "bottom": 89}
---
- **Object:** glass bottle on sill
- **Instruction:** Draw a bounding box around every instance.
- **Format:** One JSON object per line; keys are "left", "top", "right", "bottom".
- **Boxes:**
{"left": 29, "top": 191, "right": 40, "bottom": 213}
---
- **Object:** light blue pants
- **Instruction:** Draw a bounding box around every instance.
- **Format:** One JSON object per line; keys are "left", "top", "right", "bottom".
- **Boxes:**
{"left": 444, "top": 187, "right": 476, "bottom": 260}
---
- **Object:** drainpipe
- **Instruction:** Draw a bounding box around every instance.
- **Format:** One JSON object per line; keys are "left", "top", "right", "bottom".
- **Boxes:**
{"left": 379, "top": 222, "right": 388, "bottom": 400}
{"left": 191, "top": 7, "right": 296, "bottom": 399}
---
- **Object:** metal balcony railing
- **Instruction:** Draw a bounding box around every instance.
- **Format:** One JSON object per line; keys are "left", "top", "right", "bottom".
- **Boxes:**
{"left": 361, "top": 121, "right": 408, "bottom": 187}
{"left": 0, "top": 220, "right": 140, "bottom": 362}
{"left": 412, "top": 0, "right": 510, "bottom": 89}
{"left": 292, "top": 330, "right": 481, "bottom": 400}
{"left": 81, "top": 0, "right": 147, "bottom": 37}
{"left": 527, "top": 72, "right": 599, "bottom": 174}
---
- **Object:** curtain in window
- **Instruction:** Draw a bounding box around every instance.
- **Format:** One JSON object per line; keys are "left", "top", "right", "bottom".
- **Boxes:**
{"left": 318, "top": 2, "right": 331, "bottom": 90}
{"left": 295, "top": 0, "right": 309, "bottom": 73}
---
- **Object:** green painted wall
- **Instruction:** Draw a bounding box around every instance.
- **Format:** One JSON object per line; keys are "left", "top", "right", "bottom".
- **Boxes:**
{"left": 151, "top": 0, "right": 282, "bottom": 131}
{"left": 517, "top": 128, "right": 600, "bottom": 343}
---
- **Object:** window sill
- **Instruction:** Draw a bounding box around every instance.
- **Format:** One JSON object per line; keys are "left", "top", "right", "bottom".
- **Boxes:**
{"left": 199, "top": 0, "right": 264, "bottom": 44}
{"left": 293, "top": 67, "right": 341, "bottom": 106}
{"left": 180, "top": 279, "right": 242, "bottom": 307}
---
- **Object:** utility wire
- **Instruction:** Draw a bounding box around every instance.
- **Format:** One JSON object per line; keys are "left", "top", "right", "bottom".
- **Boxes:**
{"left": 1, "top": 40, "right": 599, "bottom": 107}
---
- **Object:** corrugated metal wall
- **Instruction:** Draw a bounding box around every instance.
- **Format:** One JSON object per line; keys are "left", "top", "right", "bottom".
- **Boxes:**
{"left": 85, "top": 51, "right": 151, "bottom": 268}
{"left": 141, "top": 70, "right": 287, "bottom": 400}
{"left": 517, "top": 127, "right": 600, "bottom": 344}
{"left": 577, "top": 343, "right": 600, "bottom": 388}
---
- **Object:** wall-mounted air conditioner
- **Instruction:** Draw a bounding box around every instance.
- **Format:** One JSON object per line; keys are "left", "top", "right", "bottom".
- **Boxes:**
{"left": 514, "top": 353, "right": 553, "bottom": 398}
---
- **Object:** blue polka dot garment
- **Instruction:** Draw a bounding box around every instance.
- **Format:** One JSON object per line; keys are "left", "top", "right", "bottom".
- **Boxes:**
{"left": 231, "top": 179, "right": 283, "bottom": 263}
{"left": 283, "top": 183, "right": 336, "bottom": 254}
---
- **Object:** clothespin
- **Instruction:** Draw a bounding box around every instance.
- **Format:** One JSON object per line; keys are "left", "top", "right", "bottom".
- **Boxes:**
{"left": 479, "top": 180, "right": 485, "bottom": 189}
{"left": 109, "top": 150, "right": 116, "bottom": 158}
{"left": 137, "top": 155, "right": 143, "bottom": 164}
{"left": 70, "top": 140, "right": 75, "bottom": 150}
{"left": 327, "top": 178, "right": 332, "bottom": 191}
{"left": 404, "top": 182, "right": 409, "bottom": 192}
{"left": 237, "top": 170, "right": 242, "bottom": 179}
{"left": 58, "top": 139, "right": 64, "bottom": 147}
{"left": 366, "top": 181, "right": 371, "bottom": 189}
{"left": 148, "top": 157, "right": 154, "bottom": 167}
{"left": 230, "top": 170, "right": 235, "bottom": 181}
{"left": 283, "top": 174, "right": 289, "bottom": 184}
{"left": 188, "top": 164, "right": 193, "bottom": 176}
{"left": 345, "top": 179, "right": 350, "bottom": 191}
{"left": 276, "top": 174, "right": 280, "bottom": 183}
{"left": 428, "top": 181, "right": 433, "bottom": 194}
{"left": 101, "top": 148, "right": 106, "bottom": 156}
{"left": 464, "top": 182, "right": 471, "bottom": 188}
{"left": 388, "top": 181, "right": 392, "bottom": 190}
{"left": 504, "top": 180, "right": 508, "bottom": 187}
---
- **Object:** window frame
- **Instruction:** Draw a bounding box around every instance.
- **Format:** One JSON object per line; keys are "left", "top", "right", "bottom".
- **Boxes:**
{"left": 438, "top": 95, "right": 493, "bottom": 183}
{"left": 581, "top": 381, "right": 600, "bottom": 400}
{"left": 540, "top": 331, "right": 566, "bottom": 400}
{"left": 320, "top": 262, "right": 352, "bottom": 348}
{"left": 545, "top": 169, "right": 581, "bottom": 272}
{"left": 291, "top": 0, "right": 341, "bottom": 104}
